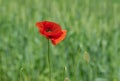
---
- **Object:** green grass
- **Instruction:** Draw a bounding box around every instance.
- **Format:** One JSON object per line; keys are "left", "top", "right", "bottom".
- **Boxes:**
{"left": 0, "top": 0, "right": 120, "bottom": 81}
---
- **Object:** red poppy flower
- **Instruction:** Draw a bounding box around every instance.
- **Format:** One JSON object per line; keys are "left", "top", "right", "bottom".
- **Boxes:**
{"left": 36, "top": 21, "right": 67, "bottom": 45}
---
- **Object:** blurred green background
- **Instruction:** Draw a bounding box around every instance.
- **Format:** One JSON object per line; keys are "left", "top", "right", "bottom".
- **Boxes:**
{"left": 0, "top": 0, "right": 120, "bottom": 81}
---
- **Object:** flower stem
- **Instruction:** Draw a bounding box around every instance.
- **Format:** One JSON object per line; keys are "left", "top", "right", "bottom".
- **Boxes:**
{"left": 48, "top": 39, "right": 51, "bottom": 81}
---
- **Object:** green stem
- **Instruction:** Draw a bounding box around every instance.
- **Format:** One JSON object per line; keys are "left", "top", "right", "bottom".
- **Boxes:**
{"left": 48, "top": 39, "right": 51, "bottom": 81}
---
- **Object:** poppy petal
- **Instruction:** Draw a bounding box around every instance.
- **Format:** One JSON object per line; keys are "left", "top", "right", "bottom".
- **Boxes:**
{"left": 51, "top": 30, "right": 67, "bottom": 45}
{"left": 36, "top": 22, "right": 45, "bottom": 35}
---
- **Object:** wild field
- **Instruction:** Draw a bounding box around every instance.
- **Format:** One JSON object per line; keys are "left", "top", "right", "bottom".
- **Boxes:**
{"left": 0, "top": 0, "right": 120, "bottom": 81}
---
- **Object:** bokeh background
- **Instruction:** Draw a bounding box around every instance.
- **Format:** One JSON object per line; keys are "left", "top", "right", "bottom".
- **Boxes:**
{"left": 0, "top": 0, "right": 120, "bottom": 81}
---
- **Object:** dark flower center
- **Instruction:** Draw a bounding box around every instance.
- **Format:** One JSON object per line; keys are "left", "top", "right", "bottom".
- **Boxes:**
{"left": 46, "top": 28, "right": 52, "bottom": 32}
